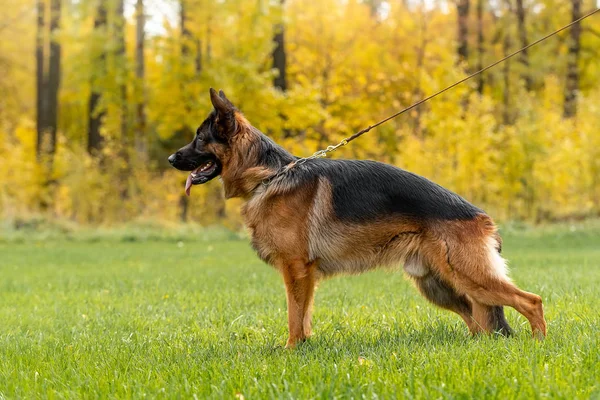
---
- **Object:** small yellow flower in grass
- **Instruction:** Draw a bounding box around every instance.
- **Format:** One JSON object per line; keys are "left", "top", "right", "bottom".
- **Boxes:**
{"left": 163, "top": 294, "right": 169, "bottom": 300}
{"left": 235, "top": 393, "right": 244, "bottom": 400}
{"left": 81, "top": 314, "right": 87, "bottom": 319}
{"left": 358, "top": 356, "right": 371, "bottom": 366}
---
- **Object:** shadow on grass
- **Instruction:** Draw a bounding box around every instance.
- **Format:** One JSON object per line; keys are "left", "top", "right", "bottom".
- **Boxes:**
{"left": 253, "top": 322, "right": 525, "bottom": 358}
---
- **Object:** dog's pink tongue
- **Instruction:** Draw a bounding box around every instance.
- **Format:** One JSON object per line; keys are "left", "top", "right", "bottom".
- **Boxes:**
{"left": 185, "top": 173, "right": 193, "bottom": 196}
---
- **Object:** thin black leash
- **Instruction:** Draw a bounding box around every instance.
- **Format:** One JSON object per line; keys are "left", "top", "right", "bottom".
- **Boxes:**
{"left": 264, "top": 7, "right": 599, "bottom": 185}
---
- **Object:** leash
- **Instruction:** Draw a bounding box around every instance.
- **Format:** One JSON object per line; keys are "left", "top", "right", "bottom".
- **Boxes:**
{"left": 264, "top": 7, "right": 599, "bottom": 185}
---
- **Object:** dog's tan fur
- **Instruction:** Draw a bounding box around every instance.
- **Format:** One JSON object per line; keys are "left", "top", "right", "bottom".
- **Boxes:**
{"left": 200, "top": 104, "right": 546, "bottom": 347}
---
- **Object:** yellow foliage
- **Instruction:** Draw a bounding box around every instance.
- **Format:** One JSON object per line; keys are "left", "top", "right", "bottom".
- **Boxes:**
{"left": 0, "top": 0, "right": 599, "bottom": 226}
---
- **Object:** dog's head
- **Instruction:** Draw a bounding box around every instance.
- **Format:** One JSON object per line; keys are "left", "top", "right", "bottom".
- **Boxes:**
{"left": 168, "top": 88, "right": 241, "bottom": 196}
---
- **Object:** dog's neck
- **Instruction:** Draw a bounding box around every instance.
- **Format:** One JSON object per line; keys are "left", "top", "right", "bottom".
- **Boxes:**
{"left": 220, "top": 124, "right": 295, "bottom": 199}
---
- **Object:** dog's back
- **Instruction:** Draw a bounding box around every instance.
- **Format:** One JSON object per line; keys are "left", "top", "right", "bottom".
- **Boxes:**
{"left": 298, "top": 158, "right": 483, "bottom": 222}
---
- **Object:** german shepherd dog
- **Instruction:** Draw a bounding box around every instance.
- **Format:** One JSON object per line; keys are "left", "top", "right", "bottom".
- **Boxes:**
{"left": 168, "top": 89, "right": 547, "bottom": 347}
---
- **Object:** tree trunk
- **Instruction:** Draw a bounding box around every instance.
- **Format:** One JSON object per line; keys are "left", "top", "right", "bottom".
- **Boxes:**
{"left": 135, "top": 0, "right": 147, "bottom": 157}
{"left": 515, "top": 0, "right": 531, "bottom": 91}
{"left": 476, "top": 0, "right": 484, "bottom": 94}
{"left": 272, "top": 0, "right": 287, "bottom": 91}
{"left": 180, "top": 0, "right": 194, "bottom": 88}
{"left": 45, "top": 0, "right": 61, "bottom": 161}
{"left": 195, "top": 38, "right": 202, "bottom": 74}
{"left": 502, "top": 15, "right": 512, "bottom": 125}
{"left": 456, "top": 0, "right": 470, "bottom": 63}
{"left": 179, "top": 0, "right": 192, "bottom": 223}
{"left": 366, "top": 0, "right": 382, "bottom": 17}
{"left": 563, "top": 0, "right": 581, "bottom": 119}
{"left": 181, "top": 2, "right": 225, "bottom": 220}
{"left": 88, "top": 1, "right": 107, "bottom": 154}
{"left": 115, "top": 0, "right": 129, "bottom": 201}
{"left": 36, "top": 0, "right": 46, "bottom": 159}
{"left": 180, "top": 0, "right": 192, "bottom": 58}
{"left": 412, "top": 6, "right": 428, "bottom": 137}
{"left": 116, "top": 0, "right": 127, "bottom": 142}
{"left": 206, "top": 16, "right": 212, "bottom": 64}
{"left": 206, "top": 14, "right": 212, "bottom": 64}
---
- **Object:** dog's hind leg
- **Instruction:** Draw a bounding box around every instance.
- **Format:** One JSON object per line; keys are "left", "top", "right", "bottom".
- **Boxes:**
{"left": 426, "top": 223, "right": 546, "bottom": 338}
{"left": 412, "top": 272, "right": 481, "bottom": 334}
{"left": 462, "top": 279, "right": 545, "bottom": 338}
{"left": 470, "top": 231, "right": 513, "bottom": 336}
{"left": 471, "top": 302, "right": 513, "bottom": 336}
{"left": 413, "top": 270, "right": 514, "bottom": 336}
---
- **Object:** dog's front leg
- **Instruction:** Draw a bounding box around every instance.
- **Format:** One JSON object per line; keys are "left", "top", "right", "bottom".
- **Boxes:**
{"left": 280, "top": 259, "right": 315, "bottom": 348}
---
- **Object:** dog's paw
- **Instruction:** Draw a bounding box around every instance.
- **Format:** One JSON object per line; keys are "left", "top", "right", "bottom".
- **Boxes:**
{"left": 285, "top": 336, "right": 307, "bottom": 349}
{"left": 533, "top": 329, "right": 546, "bottom": 341}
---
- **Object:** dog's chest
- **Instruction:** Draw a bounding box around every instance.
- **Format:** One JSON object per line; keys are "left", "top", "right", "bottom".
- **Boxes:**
{"left": 242, "top": 200, "right": 275, "bottom": 263}
{"left": 242, "top": 192, "right": 311, "bottom": 265}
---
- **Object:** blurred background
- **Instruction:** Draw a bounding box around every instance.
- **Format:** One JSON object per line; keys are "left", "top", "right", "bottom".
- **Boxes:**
{"left": 1, "top": 0, "right": 599, "bottom": 231}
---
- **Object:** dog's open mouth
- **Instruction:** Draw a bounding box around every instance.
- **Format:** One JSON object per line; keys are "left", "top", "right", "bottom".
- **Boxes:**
{"left": 184, "top": 158, "right": 221, "bottom": 196}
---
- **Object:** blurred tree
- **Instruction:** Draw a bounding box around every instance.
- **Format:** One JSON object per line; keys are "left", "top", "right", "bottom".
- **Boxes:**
{"left": 456, "top": 0, "right": 470, "bottom": 63}
{"left": 515, "top": 0, "right": 532, "bottom": 91}
{"left": 412, "top": 3, "right": 429, "bottom": 137}
{"left": 134, "top": 0, "right": 147, "bottom": 158}
{"left": 502, "top": 0, "right": 513, "bottom": 125}
{"left": 36, "top": 0, "right": 46, "bottom": 159}
{"left": 116, "top": 0, "right": 127, "bottom": 143}
{"left": 365, "top": 0, "right": 382, "bottom": 17}
{"left": 273, "top": 0, "right": 287, "bottom": 91}
{"left": 2, "top": 0, "right": 600, "bottom": 225}
{"left": 563, "top": 0, "right": 581, "bottom": 118}
{"left": 179, "top": 0, "right": 192, "bottom": 222}
{"left": 88, "top": 0, "right": 107, "bottom": 154}
{"left": 476, "top": 0, "right": 484, "bottom": 94}
{"left": 35, "top": 0, "right": 61, "bottom": 162}
{"left": 195, "top": 37, "right": 202, "bottom": 74}
{"left": 46, "top": 0, "right": 61, "bottom": 161}
{"left": 115, "top": 0, "right": 130, "bottom": 202}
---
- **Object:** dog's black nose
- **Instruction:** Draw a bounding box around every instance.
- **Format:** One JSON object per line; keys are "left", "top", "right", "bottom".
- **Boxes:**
{"left": 168, "top": 153, "right": 177, "bottom": 165}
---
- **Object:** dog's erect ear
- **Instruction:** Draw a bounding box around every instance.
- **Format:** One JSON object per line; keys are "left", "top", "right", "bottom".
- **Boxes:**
{"left": 209, "top": 88, "right": 237, "bottom": 137}
{"left": 218, "top": 90, "right": 235, "bottom": 108}
{"left": 210, "top": 88, "right": 233, "bottom": 116}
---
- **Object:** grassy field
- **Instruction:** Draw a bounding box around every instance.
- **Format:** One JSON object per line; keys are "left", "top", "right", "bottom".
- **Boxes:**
{"left": 1, "top": 223, "right": 599, "bottom": 399}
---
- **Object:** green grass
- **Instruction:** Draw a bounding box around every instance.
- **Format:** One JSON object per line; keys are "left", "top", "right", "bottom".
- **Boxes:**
{"left": 1, "top": 224, "right": 599, "bottom": 399}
